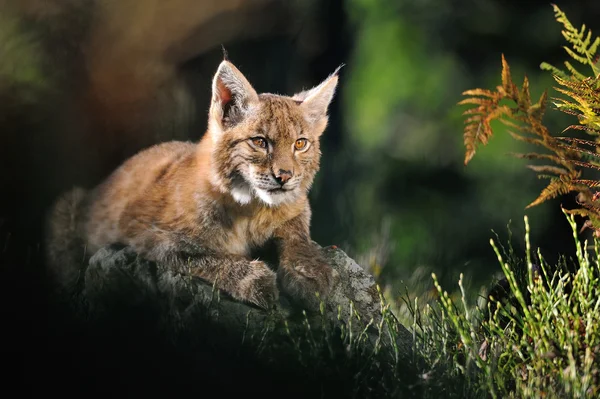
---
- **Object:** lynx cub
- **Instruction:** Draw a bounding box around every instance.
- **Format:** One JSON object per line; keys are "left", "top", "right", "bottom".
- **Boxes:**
{"left": 46, "top": 58, "right": 341, "bottom": 309}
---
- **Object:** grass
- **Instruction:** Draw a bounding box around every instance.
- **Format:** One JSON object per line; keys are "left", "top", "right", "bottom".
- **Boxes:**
{"left": 2, "top": 210, "right": 599, "bottom": 398}
{"left": 401, "top": 210, "right": 600, "bottom": 398}
{"left": 263, "top": 208, "right": 600, "bottom": 398}
{"left": 194, "top": 208, "right": 600, "bottom": 398}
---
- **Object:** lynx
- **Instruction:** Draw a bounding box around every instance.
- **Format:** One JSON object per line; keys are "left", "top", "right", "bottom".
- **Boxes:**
{"left": 46, "top": 58, "right": 341, "bottom": 310}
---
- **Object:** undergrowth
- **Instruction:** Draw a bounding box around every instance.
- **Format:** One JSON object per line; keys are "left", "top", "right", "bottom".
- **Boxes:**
{"left": 258, "top": 211, "right": 600, "bottom": 398}
{"left": 5, "top": 215, "right": 598, "bottom": 398}
{"left": 404, "top": 211, "right": 600, "bottom": 398}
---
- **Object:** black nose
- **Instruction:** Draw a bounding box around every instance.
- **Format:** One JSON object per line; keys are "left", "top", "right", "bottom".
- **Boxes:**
{"left": 274, "top": 169, "right": 293, "bottom": 185}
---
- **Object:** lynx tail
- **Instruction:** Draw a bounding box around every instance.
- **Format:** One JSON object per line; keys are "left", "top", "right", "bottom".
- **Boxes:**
{"left": 44, "top": 187, "right": 89, "bottom": 296}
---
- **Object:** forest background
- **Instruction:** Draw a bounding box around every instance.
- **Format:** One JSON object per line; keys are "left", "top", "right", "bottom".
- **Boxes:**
{"left": 1, "top": 0, "right": 599, "bottom": 306}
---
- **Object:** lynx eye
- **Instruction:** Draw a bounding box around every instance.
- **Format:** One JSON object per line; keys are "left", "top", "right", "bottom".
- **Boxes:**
{"left": 294, "top": 138, "right": 309, "bottom": 151}
{"left": 251, "top": 137, "right": 267, "bottom": 149}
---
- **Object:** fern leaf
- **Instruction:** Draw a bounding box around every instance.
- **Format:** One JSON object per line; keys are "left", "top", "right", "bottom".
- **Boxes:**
{"left": 464, "top": 123, "right": 485, "bottom": 165}
{"left": 519, "top": 75, "right": 532, "bottom": 109}
{"left": 510, "top": 152, "right": 576, "bottom": 169}
{"left": 590, "top": 37, "right": 600, "bottom": 60}
{"left": 500, "top": 54, "right": 517, "bottom": 97}
{"left": 536, "top": 174, "right": 561, "bottom": 181}
{"left": 572, "top": 179, "right": 600, "bottom": 188}
{"left": 560, "top": 124, "right": 600, "bottom": 135}
{"left": 556, "top": 144, "right": 600, "bottom": 160}
{"left": 553, "top": 104, "right": 583, "bottom": 116}
{"left": 556, "top": 136, "right": 598, "bottom": 147}
{"left": 526, "top": 165, "right": 570, "bottom": 176}
{"left": 564, "top": 46, "right": 589, "bottom": 65}
{"left": 457, "top": 98, "right": 497, "bottom": 106}
{"left": 569, "top": 159, "right": 600, "bottom": 172}
{"left": 461, "top": 89, "right": 500, "bottom": 98}
{"left": 551, "top": 4, "right": 600, "bottom": 77}
{"left": 506, "top": 131, "right": 546, "bottom": 147}
{"left": 540, "top": 62, "right": 569, "bottom": 79}
{"left": 462, "top": 103, "right": 512, "bottom": 165}
{"left": 526, "top": 178, "right": 574, "bottom": 208}
{"left": 564, "top": 61, "right": 588, "bottom": 80}
{"left": 497, "top": 118, "right": 521, "bottom": 130}
{"left": 459, "top": 6, "right": 600, "bottom": 223}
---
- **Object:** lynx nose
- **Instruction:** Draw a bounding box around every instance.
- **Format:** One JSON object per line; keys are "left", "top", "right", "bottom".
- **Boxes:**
{"left": 274, "top": 169, "right": 293, "bottom": 185}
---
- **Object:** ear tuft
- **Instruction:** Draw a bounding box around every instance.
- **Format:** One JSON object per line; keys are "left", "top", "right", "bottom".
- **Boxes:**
{"left": 221, "top": 44, "right": 229, "bottom": 61}
{"left": 332, "top": 63, "right": 345, "bottom": 77}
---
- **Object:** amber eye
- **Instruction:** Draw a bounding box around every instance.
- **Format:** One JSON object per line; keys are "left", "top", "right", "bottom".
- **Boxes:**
{"left": 294, "top": 138, "right": 309, "bottom": 151}
{"left": 251, "top": 137, "right": 267, "bottom": 149}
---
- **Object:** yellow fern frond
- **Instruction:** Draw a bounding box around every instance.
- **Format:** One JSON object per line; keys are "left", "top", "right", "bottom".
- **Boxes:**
{"left": 500, "top": 54, "right": 518, "bottom": 97}
{"left": 459, "top": 77, "right": 514, "bottom": 165}
{"left": 550, "top": 3, "right": 600, "bottom": 77}
{"left": 526, "top": 178, "right": 574, "bottom": 208}
{"left": 459, "top": 6, "right": 600, "bottom": 222}
{"left": 461, "top": 88, "right": 501, "bottom": 98}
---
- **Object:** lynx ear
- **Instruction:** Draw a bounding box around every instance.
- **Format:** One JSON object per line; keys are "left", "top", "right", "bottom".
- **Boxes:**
{"left": 294, "top": 65, "right": 342, "bottom": 128}
{"left": 209, "top": 60, "right": 259, "bottom": 135}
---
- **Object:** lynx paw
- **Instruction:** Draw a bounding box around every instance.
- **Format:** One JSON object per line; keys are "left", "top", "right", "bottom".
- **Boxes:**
{"left": 278, "top": 255, "right": 339, "bottom": 311}
{"left": 237, "top": 260, "right": 279, "bottom": 309}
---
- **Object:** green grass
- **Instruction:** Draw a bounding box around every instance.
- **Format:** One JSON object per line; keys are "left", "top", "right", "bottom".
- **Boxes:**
{"left": 399, "top": 210, "right": 600, "bottom": 398}
{"left": 264, "top": 209, "right": 600, "bottom": 398}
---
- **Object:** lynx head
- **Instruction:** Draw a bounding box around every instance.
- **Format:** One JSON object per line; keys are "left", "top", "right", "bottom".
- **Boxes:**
{"left": 208, "top": 59, "right": 340, "bottom": 207}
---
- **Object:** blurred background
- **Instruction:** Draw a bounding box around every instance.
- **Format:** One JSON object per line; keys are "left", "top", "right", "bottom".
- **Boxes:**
{"left": 1, "top": 0, "right": 599, "bottom": 304}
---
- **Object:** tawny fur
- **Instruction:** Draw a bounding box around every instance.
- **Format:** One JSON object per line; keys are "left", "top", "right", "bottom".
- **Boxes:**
{"left": 46, "top": 60, "right": 341, "bottom": 310}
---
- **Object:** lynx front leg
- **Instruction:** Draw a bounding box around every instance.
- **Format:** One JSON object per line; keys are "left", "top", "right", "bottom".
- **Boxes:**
{"left": 274, "top": 213, "right": 339, "bottom": 310}
{"left": 160, "top": 251, "right": 279, "bottom": 309}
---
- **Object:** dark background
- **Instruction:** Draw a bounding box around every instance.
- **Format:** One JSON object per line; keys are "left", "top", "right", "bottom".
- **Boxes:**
{"left": 0, "top": 0, "right": 599, "bottom": 394}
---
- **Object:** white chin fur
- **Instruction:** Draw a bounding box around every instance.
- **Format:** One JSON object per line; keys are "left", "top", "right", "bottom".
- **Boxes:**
{"left": 255, "top": 188, "right": 296, "bottom": 207}
{"left": 230, "top": 166, "right": 297, "bottom": 206}
{"left": 230, "top": 184, "right": 253, "bottom": 205}
{"left": 230, "top": 185, "right": 293, "bottom": 207}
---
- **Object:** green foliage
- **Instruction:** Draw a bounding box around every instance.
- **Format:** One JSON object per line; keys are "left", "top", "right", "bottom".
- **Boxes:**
{"left": 0, "top": 11, "right": 47, "bottom": 95}
{"left": 271, "top": 214, "right": 600, "bottom": 398}
{"left": 459, "top": 5, "right": 600, "bottom": 234}
{"left": 540, "top": 4, "right": 600, "bottom": 81}
{"left": 407, "top": 212, "right": 600, "bottom": 398}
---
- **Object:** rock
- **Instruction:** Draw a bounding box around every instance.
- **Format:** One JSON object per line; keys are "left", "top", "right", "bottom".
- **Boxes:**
{"left": 83, "top": 243, "right": 413, "bottom": 360}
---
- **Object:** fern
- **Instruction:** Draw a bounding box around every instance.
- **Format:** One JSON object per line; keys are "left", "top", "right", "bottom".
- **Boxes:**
{"left": 539, "top": 4, "right": 600, "bottom": 79}
{"left": 552, "top": 76, "right": 600, "bottom": 131}
{"left": 459, "top": 5, "right": 600, "bottom": 235}
{"left": 459, "top": 54, "right": 583, "bottom": 208}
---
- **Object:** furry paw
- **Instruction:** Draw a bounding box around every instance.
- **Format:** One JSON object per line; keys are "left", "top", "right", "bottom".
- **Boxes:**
{"left": 278, "top": 253, "right": 339, "bottom": 311}
{"left": 237, "top": 260, "right": 279, "bottom": 309}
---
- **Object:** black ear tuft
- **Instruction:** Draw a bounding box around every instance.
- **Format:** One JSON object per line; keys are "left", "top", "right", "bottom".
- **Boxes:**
{"left": 332, "top": 63, "right": 346, "bottom": 76}
{"left": 221, "top": 45, "right": 229, "bottom": 61}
